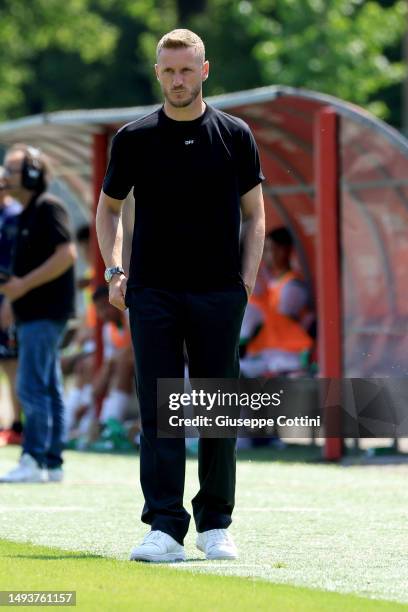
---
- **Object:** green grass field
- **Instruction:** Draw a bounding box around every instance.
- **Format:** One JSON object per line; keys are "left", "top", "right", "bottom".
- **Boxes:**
{"left": 1, "top": 445, "right": 408, "bottom": 610}
{"left": 1, "top": 540, "right": 406, "bottom": 612}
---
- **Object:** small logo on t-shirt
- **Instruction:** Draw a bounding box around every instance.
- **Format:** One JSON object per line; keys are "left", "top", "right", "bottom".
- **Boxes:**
{"left": 184, "top": 139, "right": 195, "bottom": 145}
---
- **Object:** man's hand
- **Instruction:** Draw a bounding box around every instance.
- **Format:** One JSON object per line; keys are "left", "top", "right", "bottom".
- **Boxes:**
{"left": 0, "top": 298, "right": 14, "bottom": 330}
{"left": 0, "top": 276, "right": 28, "bottom": 302}
{"left": 109, "top": 274, "right": 127, "bottom": 311}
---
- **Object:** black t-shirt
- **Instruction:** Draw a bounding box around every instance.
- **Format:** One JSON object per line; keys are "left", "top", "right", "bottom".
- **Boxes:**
{"left": 12, "top": 192, "right": 76, "bottom": 322}
{"left": 103, "top": 104, "right": 265, "bottom": 290}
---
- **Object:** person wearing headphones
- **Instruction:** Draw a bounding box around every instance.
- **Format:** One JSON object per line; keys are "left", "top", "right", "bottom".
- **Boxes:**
{"left": 0, "top": 144, "right": 77, "bottom": 483}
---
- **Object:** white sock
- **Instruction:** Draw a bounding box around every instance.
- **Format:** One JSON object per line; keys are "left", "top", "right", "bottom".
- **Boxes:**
{"left": 64, "top": 387, "right": 83, "bottom": 437}
{"left": 79, "top": 384, "right": 93, "bottom": 407}
{"left": 100, "top": 390, "right": 131, "bottom": 423}
{"left": 64, "top": 384, "right": 94, "bottom": 441}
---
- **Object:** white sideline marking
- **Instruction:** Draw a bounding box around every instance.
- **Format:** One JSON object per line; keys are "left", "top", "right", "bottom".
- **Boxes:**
{"left": 0, "top": 506, "right": 94, "bottom": 513}
{"left": 67, "top": 480, "right": 137, "bottom": 485}
{"left": 239, "top": 507, "right": 326, "bottom": 512}
{"left": 0, "top": 506, "right": 325, "bottom": 513}
{"left": 178, "top": 563, "right": 273, "bottom": 568}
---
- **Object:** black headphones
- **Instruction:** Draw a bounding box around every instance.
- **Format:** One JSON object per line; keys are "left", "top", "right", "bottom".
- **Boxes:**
{"left": 21, "top": 146, "right": 45, "bottom": 192}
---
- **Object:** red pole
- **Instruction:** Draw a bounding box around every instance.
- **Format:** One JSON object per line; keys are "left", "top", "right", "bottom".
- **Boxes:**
{"left": 92, "top": 131, "right": 109, "bottom": 415}
{"left": 315, "top": 108, "right": 343, "bottom": 461}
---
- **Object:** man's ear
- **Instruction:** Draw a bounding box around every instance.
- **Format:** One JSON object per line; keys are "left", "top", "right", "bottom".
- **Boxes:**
{"left": 154, "top": 63, "right": 160, "bottom": 81}
{"left": 202, "top": 60, "right": 209, "bottom": 81}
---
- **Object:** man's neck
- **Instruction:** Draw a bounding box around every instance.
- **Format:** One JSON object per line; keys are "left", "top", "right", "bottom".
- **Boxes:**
{"left": 163, "top": 97, "right": 206, "bottom": 121}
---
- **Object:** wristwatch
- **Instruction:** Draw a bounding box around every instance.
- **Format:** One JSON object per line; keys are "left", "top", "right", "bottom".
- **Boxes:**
{"left": 104, "top": 266, "right": 125, "bottom": 283}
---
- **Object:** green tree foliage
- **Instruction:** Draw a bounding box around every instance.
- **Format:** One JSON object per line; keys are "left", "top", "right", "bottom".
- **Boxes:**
{"left": 189, "top": 0, "right": 407, "bottom": 119}
{"left": 0, "top": 0, "right": 405, "bottom": 123}
{"left": 0, "top": 0, "right": 117, "bottom": 119}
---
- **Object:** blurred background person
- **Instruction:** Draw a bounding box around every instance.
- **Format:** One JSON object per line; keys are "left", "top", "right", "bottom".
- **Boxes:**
{"left": 92, "top": 286, "right": 134, "bottom": 427}
{"left": 240, "top": 227, "right": 314, "bottom": 377}
{"left": 61, "top": 224, "right": 96, "bottom": 377}
{"left": 0, "top": 166, "right": 22, "bottom": 446}
{"left": 0, "top": 145, "right": 76, "bottom": 483}
{"left": 74, "top": 224, "right": 96, "bottom": 338}
{"left": 64, "top": 285, "right": 137, "bottom": 450}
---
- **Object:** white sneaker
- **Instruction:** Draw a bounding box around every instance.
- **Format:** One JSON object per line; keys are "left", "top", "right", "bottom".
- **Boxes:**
{"left": 129, "top": 530, "right": 186, "bottom": 562}
{"left": 0, "top": 453, "right": 47, "bottom": 483}
{"left": 48, "top": 468, "right": 64, "bottom": 482}
{"left": 196, "top": 529, "right": 238, "bottom": 560}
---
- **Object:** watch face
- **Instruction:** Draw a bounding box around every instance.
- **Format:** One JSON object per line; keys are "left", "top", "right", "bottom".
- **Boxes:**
{"left": 105, "top": 267, "right": 124, "bottom": 282}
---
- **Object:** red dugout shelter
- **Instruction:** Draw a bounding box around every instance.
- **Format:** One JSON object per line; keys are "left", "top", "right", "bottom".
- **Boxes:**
{"left": 1, "top": 85, "right": 408, "bottom": 460}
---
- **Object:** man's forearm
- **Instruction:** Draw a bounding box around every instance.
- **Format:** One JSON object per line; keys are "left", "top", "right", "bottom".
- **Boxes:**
{"left": 241, "top": 212, "right": 265, "bottom": 290}
{"left": 96, "top": 192, "right": 124, "bottom": 268}
{"left": 23, "top": 243, "right": 77, "bottom": 292}
{"left": 240, "top": 183, "right": 265, "bottom": 293}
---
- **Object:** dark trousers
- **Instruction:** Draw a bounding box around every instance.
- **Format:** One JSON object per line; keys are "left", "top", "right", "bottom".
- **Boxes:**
{"left": 126, "top": 284, "right": 247, "bottom": 545}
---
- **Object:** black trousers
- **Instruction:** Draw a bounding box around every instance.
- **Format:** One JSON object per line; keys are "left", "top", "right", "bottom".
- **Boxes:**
{"left": 126, "top": 283, "right": 247, "bottom": 545}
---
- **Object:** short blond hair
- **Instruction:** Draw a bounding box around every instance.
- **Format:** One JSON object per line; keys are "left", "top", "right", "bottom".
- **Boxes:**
{"left": 156, "top": 29, "right": 205, "bottom": 62}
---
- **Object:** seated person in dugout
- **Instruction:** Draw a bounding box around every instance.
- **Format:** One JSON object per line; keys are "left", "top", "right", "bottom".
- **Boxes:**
{"left": 240, "top": 226, "right": 315, "bottom": 377}
{"left": 72, "top": 223, "right": 96, "bottom": 350}
{"left": 64, "top": 285, "right": 137, "bottom": 444}
{"left": 61, "top": 224, "right": 96, "bottom": 376}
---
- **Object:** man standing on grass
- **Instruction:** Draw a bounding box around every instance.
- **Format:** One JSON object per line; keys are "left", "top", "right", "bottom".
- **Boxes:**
{"left": 96, "top": 29, "right": 265, "bottom": 562}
